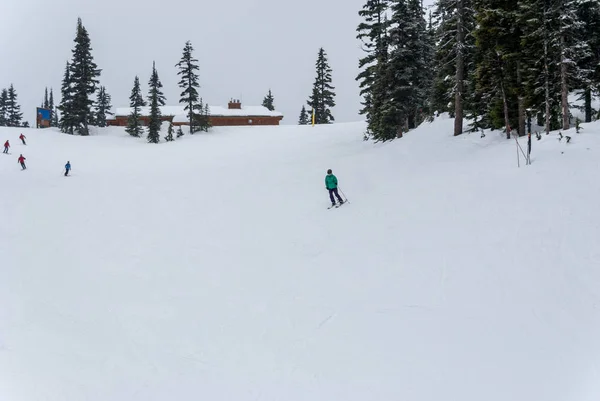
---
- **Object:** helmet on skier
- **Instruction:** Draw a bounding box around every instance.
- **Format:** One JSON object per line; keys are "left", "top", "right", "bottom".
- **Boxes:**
{"left": 327, "top": 169, "right": 332, "bottom": 174}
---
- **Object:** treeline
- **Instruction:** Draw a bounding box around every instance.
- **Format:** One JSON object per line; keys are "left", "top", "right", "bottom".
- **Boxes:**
{"left": 0, "top": 84, "right": 26, "bottom": 128}
{"left": 356, "top": 0, "right": 600, "bottom": 141}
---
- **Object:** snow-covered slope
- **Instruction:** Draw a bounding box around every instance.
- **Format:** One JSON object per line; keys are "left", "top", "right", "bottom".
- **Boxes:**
{"left": 1, "top": 117, "right": 600, "bottom": 401}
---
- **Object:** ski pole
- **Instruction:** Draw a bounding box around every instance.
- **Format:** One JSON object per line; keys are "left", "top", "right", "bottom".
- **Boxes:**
{"left": 338, "top": 187, "right": 350, "bottom": 203}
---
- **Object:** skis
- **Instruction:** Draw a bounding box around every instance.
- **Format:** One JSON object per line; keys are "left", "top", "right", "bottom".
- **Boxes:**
{"left": 327, "top": 201, "right": 345, "bottom": 209}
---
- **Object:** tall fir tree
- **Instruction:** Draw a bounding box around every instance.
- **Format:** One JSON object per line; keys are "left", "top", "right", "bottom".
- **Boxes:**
{"left": 375, "top": 0, "right": 431, "bottom": 140}
{"left": 59, "top": 62, "right": 76, "bottom": 134}
{"left": 473, "top": 0, "right": 523, "bottom": 137}
{"left": 147, "top": 62, "right": 163, "bottom": 144}
{"left": 125, "top": 76, "right": 146, "bottom": 138}
{"left": 6, "top": 84, "right": 23, "bottom": 127}
{"left": 298, "top": 105, "right": 310, "bottom": 125}
{"left": 262, "top": 89, "right": 275, "bottom": 111}
{"left": 0, "top": 89, "right": 8, "bottom": 126}
{"left": 48, "top": 88, "right": 56, "bottom": 127}
{"left": 576, "top": 0, "right": 600, "bottom": 122}
{"left": 68, "top": 17, "right": 101, "bottom": 135}
{"left": 356, "top": 0, "right": 391, "bottom": 138}
{"left": 431, "top": 0, "right": 476, "bottom": 135}
{"left": 43, "top": 87, "right": 49, "bottom": 109}
{"left": 94, "top": 86, "right": 113, "bottom": 127}
{"left": 148, "top": 61, "right": 166, "bottom": 106}
{"left": 176, "top": 41, "right": 203, "bottom": 133}
{"left": 307, "top": 48, "right": 336, "bottom": 124}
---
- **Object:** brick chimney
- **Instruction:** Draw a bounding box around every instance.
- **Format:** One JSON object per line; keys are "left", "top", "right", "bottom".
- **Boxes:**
{"left": 228, "top": 99, "right": 241, "bottom": 109}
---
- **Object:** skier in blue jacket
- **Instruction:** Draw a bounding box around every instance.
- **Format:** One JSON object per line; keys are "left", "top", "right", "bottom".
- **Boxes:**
{"left": 64, "top": 161, "right": 71, "bottom": 176}
{"left": 325, "top": 169, "right": 344, "bottom": 207}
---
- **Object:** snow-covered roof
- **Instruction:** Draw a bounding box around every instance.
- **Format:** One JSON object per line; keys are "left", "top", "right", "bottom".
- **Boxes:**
{"left": 115, "top": 105, "right": 283, "bottom": 118}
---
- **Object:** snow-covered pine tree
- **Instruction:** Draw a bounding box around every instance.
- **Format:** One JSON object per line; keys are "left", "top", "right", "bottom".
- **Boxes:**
{"left": 377, "top": 0, "right": 431, "bottom": 139}
{"left": 307, "top": 48, "right": 336, "bottom": 124}
{"left": 176, "top": 41, "right": 202, "bottom": 134}
{"left": 22, "top": 121, "right": 30, "bottom": 128}
{"left": 147, "top": 62, "right": 163, "bottom": 144}
{"left": 49, "top": 88, "right": 56, "bottom": 127}
{"left": 165, "top": 122, "right": 175, "bottom": 142}
{"left": 473, "top": 0, "right": 522, "bottom": 138}
{"left": 519, "top": 0, "right": 561, "bottom": 134}
{"left": 59, "top": 62, "right": 76, "bottom": 134}
{"left": 94, "top": 86, "right": 113, "bottom": 127}
{"left": 298, "top": 105, "right": 310, "bottom": 125}
{"left": 68, "top": 18, "right": 101, "bottom": 135}
{"left": 356, "top": 0, "right": 391, "bottom": 138}
{"left": 6, "top": 84, "right": 23, "bottom": 127}
{"left": 553, "top": 0, "right": 590, "bottom": 130}
{"left": 202, "top": 102, "right": 211, "bottom": 131}
{"left": 262, "top": 89, "right": 275, "bottom": 111}
{"left": 126, "top": 76, "right": 145, "bottom": 138}
{"left": 432, "top": 0, "right": 476, "bottom": 135}
{"left": 0, "top": 89, "right": 7, "bottom": 127}
{"left": 176, "top": 125, "right": 184, "bottom": 138}
{"left": 148, "top": 61, "right": 166, "bottom": 106}
{"left": 576, "top": 0, "right": 600, "bottom": 122}
{"left": 43, "top": 87, "right": 49, "bottom": 109}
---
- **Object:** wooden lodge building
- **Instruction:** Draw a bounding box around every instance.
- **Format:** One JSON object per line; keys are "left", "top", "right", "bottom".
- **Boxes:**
{"left": 107, "top": 100, "right": 283, "bottom": 127}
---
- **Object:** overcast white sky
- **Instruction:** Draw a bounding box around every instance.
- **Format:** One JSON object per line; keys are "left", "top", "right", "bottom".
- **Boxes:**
{"left": 0, "top": 0, "right": 435, "bottom": 126}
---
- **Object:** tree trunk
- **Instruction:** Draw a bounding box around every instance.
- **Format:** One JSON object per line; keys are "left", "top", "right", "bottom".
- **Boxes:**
{"left": 544, "top": 38, "right": 551, "bottom": 135}
{"left": 517, "top": 60, "right": 525, "bottom": 136}
{"left": 501, "top": 81, "right": 511, "bottom": 139}
{"left": 584, "top": 87, "right": 592, "bottom": 123}
{"left": 454, "top": 0, "right": 465, "bottom": 137}
{"left": 560, "top": 35, "right": 570, "bottom": 130}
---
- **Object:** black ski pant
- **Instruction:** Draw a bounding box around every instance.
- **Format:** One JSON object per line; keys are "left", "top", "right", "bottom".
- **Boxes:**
{"left": 3, "top": 147, "right": 8, "bottom": 153}
{"left": 328, "top": 188, "right": 343, "bottom": 204}
{"left": 21, "top": 139, "right": 26, "bottom": 145}
{"left": 20, "top": 163, "right": 26, "bottom": 170}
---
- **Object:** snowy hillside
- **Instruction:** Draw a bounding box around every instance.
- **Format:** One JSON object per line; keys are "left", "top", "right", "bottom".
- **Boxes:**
{"left": 1, "top": 118, "right": 600, "bottom": 401}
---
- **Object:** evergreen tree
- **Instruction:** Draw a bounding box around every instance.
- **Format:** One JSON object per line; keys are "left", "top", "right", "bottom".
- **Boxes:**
{"left": 0, "top": 89, "right": 8, "bottom": 127}
{"left": 262, "top": 89, "right": 275, "bottom": 111}
{"left": 59, "top": 61, "right": 76, "bottom": 134}
{"left": 202, "top": 102, "right": 212, "bottom": 131}
{"left": 307, "top": 48, "right": 336, "bottom": 124}
{"left": 125, "top": 76, "right": 145, "bottom": 138}
{"left": 375, "top": 0, "right": 431, "bottom": 140}
{"left": 49, "top": 88, "right": 56, "bottom": 127}
{"left": 147, "top": 62, "right": 163, "bottom": 144}
{"left": 176, "top": 41, "right": 203, "bottom": 134}
{"left": 165, "top": 122, "right": 175, "bottom": 142}
{"left": 577, "top": 0, "right": 600, "bottom": 122}
{"left": 356, "top": 0, "right": 390, "bottom": 119}
{"left": 431, "top": 0, "right": 476, "bottom": 135}
{"left": 43, "top": 87, "right": 49, "bottom": 109}
{"left": 68, "top": 18, "right": 101, "bottom": 135}
{"left": 298, "top": 105, "right": 310, "bottom": 125}
{"left": 6, "top": 84, "right": 23, "bottom": 127}
{"left": 22, "top": 121, "right": 30, "bottom": 128}
{"left": 176, "top": 126, "right": 184, "bottom": 138}
{"left": 94, "top": 86, "right": 113, "bottom": 127}
{"left": 148, "top": 61, "right": 166, "bottom": 106}
{"left": 473, "top": 0, "right": 522, "bottom": 137}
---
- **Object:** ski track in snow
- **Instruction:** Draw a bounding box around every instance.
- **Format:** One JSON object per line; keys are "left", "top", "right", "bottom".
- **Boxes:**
{"left": 0, "top": 117, "right": 600, "bottom": 401}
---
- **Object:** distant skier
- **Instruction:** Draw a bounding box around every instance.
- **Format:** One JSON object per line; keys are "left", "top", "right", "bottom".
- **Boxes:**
{"left": 64, "top": 161, "right": 71, "bottom": 176}
{"left": 17, "top": 154, "right": 26, "bottom": 170}
{"left": 325, "top": 169, "right": 344, "bottom": 207}
{"left": 3, "top": 140, "right": 9, "bottom": 154}
{"left": 19, "top": 133, "right": 26, "bottom": 145}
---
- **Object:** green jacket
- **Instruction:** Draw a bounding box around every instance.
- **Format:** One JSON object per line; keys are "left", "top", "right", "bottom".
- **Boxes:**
{"left": 325, "top": 174, "right": 338, "bottom": 189}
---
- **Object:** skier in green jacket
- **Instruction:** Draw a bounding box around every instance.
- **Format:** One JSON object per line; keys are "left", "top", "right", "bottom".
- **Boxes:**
{"left": 325, "top": 169, "right": 344, "bottom": 207}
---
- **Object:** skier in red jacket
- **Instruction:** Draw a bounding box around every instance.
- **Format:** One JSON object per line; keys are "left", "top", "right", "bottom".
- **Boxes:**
{"left": 17, "top": 154, "right": 26, "bottom": 170}
{"left": 19, "top": 133, "right": 26, "bottom": 145}
{"left": 3, "top": 140, "right": 9, "bottom": 154}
